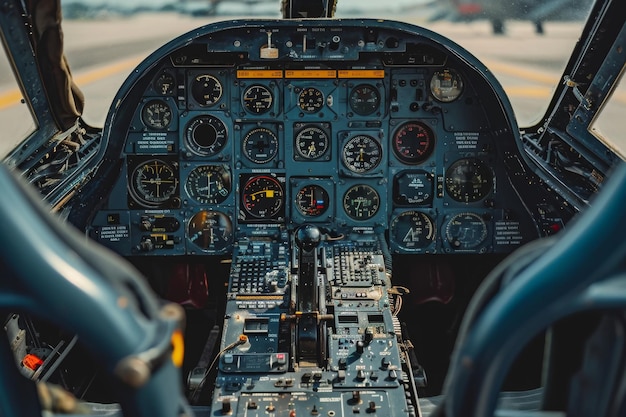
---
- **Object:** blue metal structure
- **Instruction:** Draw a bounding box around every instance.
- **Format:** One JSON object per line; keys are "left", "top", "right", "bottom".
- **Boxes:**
{"left": 1, "top": 0, "right": 625, "bottom": 416}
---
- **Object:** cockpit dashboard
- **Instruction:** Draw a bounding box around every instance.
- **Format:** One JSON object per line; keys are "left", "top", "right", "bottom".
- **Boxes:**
{"left": 87, "top": 18, "right": 566, "bottom": 259}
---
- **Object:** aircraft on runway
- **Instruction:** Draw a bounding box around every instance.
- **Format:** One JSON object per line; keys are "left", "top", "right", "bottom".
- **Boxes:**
{"left": 179, "top": 0, "right": 280, "bottom": 16}
{"left": 426, "top": 0, "right": 593, "bottom": 34}
{"left": 1, "top": 0, "right": 625, "bottom": 416}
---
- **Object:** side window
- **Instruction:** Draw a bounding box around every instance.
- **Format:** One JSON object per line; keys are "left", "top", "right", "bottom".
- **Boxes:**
{"left": 590, "top": 70, "right": 626, "bottom": 160}
{"left": 0, "top": 53, "right": 37, "bottom": 158}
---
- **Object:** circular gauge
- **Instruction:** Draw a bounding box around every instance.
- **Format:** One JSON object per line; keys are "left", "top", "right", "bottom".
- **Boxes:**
{"left": 393, "top": 170, "right": 434, "bottom": 206}
{"left": 392, "top": 121, "right": 435, "bottom": 164}
{"left": 191, "top": 74, "right": 223, "bottom": 106}
{"left": 129, "top": 159, "right": 178, "bottom": 207}
{"left": 343, "top": 184, "right": 380, "bottom": 220}
{"left": 445, "top": 158, "right": 493, "bottom": 203}
{"left": 188, "top": 210, "right": 233, "bottom": 252}
{"left": 154, "top": 72, "right": 175, "bottom": 95}
{"left": 445, "top": 212, "right": 488, "bottom": 250}
{"left": 349, "top": 84, "right": 381, "bottom": 116}
{"left": 295, "top": 125, "right": 330, "bottom": 160}
{"left": 342, "top": 135, "right": 383, "bottom": 173}
{"left": 185, "top": 165, "right": 231, "bottom": 204}
{"left": 298, "top": 87, "right": 324, "bottom": 113}
{"left": 296, "top": 185, "right": 330, "bottom": 217}
{"left": 430, "top": 68, "right": 464, "bottom": 102}
{"left": 243, "top": 85, "right": 273, "bottom": 114}
{"left": 141, "top": 100, "right": 172, "bottom": 130}
{"left": 390, "top": 211, "right": 436, "bottom": 251}
{"left": 185, "top": 116, "right": 228, "bottom": 157}
{"left": 241, "top": 175, "right": 284, "bottom": 219}
{"left": 243, "top": 127, "right": 279, "bottom": 164}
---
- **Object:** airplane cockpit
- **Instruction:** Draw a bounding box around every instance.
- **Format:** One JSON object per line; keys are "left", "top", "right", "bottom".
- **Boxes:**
{"left": 1, "top": 0, "right": 625, "bottom": 416}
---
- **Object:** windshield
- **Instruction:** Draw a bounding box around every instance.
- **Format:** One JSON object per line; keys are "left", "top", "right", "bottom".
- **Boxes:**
{"left": 0, "top": 0, "right": 601, "bottom": 158}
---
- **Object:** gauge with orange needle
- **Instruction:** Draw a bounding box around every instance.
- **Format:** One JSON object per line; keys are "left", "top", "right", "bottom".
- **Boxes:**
{"left": 241, "top": 175, "right": 284, "bottom": 218}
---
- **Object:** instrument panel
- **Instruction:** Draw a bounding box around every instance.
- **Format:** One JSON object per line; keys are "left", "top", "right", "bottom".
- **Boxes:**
{"left": 89, "top": 18, "right": 539, "bottom": 256}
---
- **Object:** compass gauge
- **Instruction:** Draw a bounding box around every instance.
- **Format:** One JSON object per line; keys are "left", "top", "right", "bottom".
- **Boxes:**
{"left": 185, "top": 116, "right": 228, "bottom": 157}
{"left": 129, "top": 159, "right": 178, "bottom": 207}
{"left": 430, "top": 68, "right": 464, "bottom": 102}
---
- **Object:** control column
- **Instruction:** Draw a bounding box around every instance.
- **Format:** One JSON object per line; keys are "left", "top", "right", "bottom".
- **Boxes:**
{"left": 294, "top": 224, "right": 322, "bottom": 365}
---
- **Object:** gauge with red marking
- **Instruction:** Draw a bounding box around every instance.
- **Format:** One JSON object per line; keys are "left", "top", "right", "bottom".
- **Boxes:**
{"left": 296, "top": 184, "right": 330, "bottom": 217}
{"left": 241, "top": 175, "right": 284, "bottom": 219}
{"left": 392, "top": 121, "right": 435, "bottom": 164}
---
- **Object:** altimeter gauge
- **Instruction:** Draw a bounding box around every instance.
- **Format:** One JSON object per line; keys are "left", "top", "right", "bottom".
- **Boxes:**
{"left": 295, "top": 125, "right": 330, "bottom": 160}
{"left": 342, "top": 134, "right": 382, "bottom": 173}
{"left": 298, "top": 87, "right": 324, "bottom": 113}
{"left": 185, "top": 165, "right": 231, "bottom": 204}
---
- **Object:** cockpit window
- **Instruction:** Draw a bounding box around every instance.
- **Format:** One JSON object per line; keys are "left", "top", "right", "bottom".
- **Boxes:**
{"left": 0, "top": 54, "right": 37, "bottom": 158}
{"left": 590, "top": 67, "right": 626, "bottom": 160}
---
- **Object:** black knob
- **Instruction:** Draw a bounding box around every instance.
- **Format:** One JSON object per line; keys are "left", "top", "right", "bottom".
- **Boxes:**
{"left": 295, "top": 224, "right": 321, "bottom": 251}
{"left": 221, "top": 398, "right": 231, "bottom": 414}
